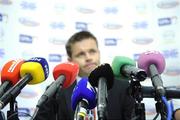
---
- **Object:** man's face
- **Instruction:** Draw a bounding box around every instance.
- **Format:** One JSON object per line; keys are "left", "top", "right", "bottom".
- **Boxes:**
{"left": 68, "top": 38, "right": 100, "bottom": 77}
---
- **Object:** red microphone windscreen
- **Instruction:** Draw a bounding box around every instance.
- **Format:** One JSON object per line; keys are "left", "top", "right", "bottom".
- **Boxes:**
{"left": 1, "top": 59, "right": 24, "bottom": 85}
{"left": 53, "top": 62, "right": 79, "bottom": 89}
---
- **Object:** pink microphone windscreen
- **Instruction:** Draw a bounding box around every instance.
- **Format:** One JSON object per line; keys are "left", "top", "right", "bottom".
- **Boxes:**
{"left": 137, "top": 51, "right": 165, "bottom": 76}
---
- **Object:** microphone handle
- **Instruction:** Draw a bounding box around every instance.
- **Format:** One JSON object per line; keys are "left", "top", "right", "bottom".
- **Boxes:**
{"left": 44, "top": 75, "right": 65, "bottom": 97}
{"left": 122, "top": 65, "right": 147, "bottom": 81}
{"left": 97, "top": 77, "right": 107, "bottom": 120}
{"left": 149, "top": 64, "right": 165, "bottom": 96}
{"left": 76, "top": 115, "right": 84, "bottom": 120}
{"left": 32, "top": 75, "right": 65, "bottom": 120}
{"left": 36, "top": 75, "right": 65, "bottom": 108}
{"left": 0, "top": 73, "right": 32, "bottom": 109}
{"left": 0, "top": 81, "right": 12, "bottom": 97}
{"left": 76, "top": 100, "right": 88, "bottom": 120}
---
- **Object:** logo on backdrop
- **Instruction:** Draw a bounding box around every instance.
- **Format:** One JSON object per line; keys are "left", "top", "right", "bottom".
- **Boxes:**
{"left": 0, "top": 13, "right": 8, "bottom": 23}
{"left": 19, "top": 17, "right": 40, "bottom": 27}
{"left": 132, "top": 37, "right": 153, "bottom": 45}
{"left": 158, "top": 16, "right": 178, "bottom": 26}
{"left": 162, "top": 49, "right": 179, "bottom": 59}
{"left": 133, "top": 53, "right": 140, "bottom": 61}
{"left": 133, "top": 21, "right": 148, "bottom": 29}
{"left": 54, "top": 4, "right": 66, "bottom": 14}
{"left": 104, "top": 38, "right": 120, "bottom": 46}
{"left": 161, "top": 30, "right": 176, "bottom": 43}
{"left": 19, "top": 34, "right": 34, "bottom": 44}
{"left": 104, "top": 7, "right": 119, "bottom": 14}
{"left": 75, "top": 22, "right": 89, "bottom": 30}
{"left": 50, "top": 22, "right": 65, "bottom": 29}
{"left": 0, "top": 13, "right": 2, "bottom": 22}
{"left": 103, "top": 23, "right": 122, "bottom": 30}
{"left": 0, "top": 48, "right": 5, "bottom": 58}
{"left": 48, "top": 54, "right": 62, "bottom": 62}
{"left": 76, "top": 6, "right": 96, "bottom": 14}
{"left": 0, "top": 0, "right": 12, "bottom": 5}
{"left": 20, "top": 1, "right": 36, "bottom": 10}
{"left": 21, "top": 50, "right": 34, "bottom": 59}
{"left": 0, "top": 27, "right": 4, "bottom": 41}
{"left": 135, "top": 3, "right": 147, "bottom": 14}
{"left": 48, "top": 38, "right": 67, "bottom": 45}
{"left": 164, "top": 66, "right": 180, "bottom": 76}
{"left": 157, "top": 0, "right": 179, "bottom": 9}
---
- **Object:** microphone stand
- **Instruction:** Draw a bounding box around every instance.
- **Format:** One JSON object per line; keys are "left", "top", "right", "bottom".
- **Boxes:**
{"left": 128, "top": 78, "right": 145, "bottom": 120}
{"left": 7, "top": 98, "right": 19, "bottom": 120}
{"left": 154, "top": 94, "right": 167, "bottom": 120}
{"left": 54, "top": 84, "right": 64, "bottom": 120}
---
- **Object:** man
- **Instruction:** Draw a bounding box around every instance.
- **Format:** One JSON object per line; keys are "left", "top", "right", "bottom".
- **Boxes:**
{"left": 173, "top": 108, "right": 180, "bottom": 120}
{"left": 34, "top": 31, "right": 135, "bottom": 120}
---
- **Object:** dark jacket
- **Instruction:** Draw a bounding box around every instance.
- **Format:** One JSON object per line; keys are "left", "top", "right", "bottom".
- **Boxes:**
{"left": 34, "top": 79, "right": 135, "bottom": 120}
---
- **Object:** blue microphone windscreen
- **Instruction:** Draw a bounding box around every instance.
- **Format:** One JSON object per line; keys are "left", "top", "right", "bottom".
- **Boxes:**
{"left": 71, "top": 77, "right": 96, "bottom": 111}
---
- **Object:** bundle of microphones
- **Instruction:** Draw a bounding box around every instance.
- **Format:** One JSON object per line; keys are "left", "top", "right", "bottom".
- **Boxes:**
{"left": 0, "top": 50, "right": 179, "bottom": 120}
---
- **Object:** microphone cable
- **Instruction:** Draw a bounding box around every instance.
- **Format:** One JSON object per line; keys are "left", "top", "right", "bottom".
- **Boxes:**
{"left": 152, "top": 96, "right": 173, "bottom": 120}
{"left": 7, "top": 111, "right": 32, "bottom": 120}
{"left": 153, "top": 113, "right": 160, "bottom": 120}
{"left": 161, "top": 96, "right": 173, "bottom": 120}
{"left": 30, "top": 107, "right": 39, "bottom": 120}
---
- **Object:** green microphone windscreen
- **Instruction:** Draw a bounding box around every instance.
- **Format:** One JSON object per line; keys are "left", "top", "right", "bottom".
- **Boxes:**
{"left": 112, "top": 56, "right": 136, "bottom": 79}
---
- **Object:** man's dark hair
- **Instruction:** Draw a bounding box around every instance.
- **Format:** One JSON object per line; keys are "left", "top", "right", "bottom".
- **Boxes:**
{"left": 65, "top": 31, "right": 98, "bottom": 58}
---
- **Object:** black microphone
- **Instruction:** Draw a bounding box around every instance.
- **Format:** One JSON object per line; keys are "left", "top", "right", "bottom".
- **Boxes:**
{"left": 138, "top": 51, "right": 166, "bottom": 97}
{"left": 89, "top": 63, "right": 114, "bottom": 120}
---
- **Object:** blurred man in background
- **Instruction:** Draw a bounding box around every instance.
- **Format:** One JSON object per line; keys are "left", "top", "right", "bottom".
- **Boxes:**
{"left": 174, "top": 108, "right": 180, "bottom": 120}
{"left": 34, "top": 30, "right": 135, "bottom": 120}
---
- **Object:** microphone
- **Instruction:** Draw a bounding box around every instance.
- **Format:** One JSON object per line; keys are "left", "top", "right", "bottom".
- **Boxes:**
{"left": 112, "top": 56, "right": 147, "bottom": 81}
{"left": 71, "top": 77, "right": 96, "bottom": 120}
{"left": 89, "top": 63, "right": 114, "bottom": 120}
{"left": 0, "top": 57, "right": 49, "bottom": 109}
{"left": 0, "top": 59, "right": 24, "bottom": 97}
{"left": 30, "top": 62, "right": 79, "bottom": 120}
{"left": 141, "top": 86, "right": 180, "bottom": 99}
{"left": 138, "top": 51, "right": 166, "bottom": 96}
{"left": 36, "top": 62, "right": 79, "bottom": 108}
